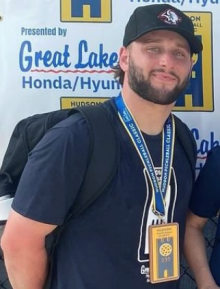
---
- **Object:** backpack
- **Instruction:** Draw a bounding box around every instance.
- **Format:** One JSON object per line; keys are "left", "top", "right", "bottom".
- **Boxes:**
{"left": 0, "top": 104, "right": 197, "bottom": 289}
{"left": 0, "top": 104, "right": 120, "bottom": 224}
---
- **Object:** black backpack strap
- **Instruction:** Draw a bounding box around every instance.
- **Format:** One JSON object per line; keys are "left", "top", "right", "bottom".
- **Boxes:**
{"left": 174, "top": 115, "right": 197, "bottom": 180}
{"left": 68, "top": 104, "right": 120, "bottom": 216}
{"left": 44, "top": 104, "right": 119, "bottom": 289}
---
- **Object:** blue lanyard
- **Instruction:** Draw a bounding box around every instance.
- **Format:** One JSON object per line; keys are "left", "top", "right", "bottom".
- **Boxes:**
{"left": 114, "top": 94, "right": 175, "bottom": 216}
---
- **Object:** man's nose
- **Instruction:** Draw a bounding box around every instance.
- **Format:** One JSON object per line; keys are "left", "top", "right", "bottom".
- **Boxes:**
{"left": 159, "top": 52, "right": 175, "bottom": 69}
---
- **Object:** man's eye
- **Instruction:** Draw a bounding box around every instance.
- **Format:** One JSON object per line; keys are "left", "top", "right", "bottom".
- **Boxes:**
{"left": 174, "top": 51, "right": 185, "bottom": 57}
{"left": 148, "top": 47, "right": 160, "bottom": 53}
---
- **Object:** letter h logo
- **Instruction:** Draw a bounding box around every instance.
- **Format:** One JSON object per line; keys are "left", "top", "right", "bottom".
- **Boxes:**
{"left": 173, "top": 13, "right": 214, "bottom": 112}
{"left": 61, "top": 0, "right": 112, "bottom": 23}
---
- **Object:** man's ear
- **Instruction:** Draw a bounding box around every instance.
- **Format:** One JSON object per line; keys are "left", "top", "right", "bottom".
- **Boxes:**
{"left": 119, "top": 46, "right": 129, "bottom": 72}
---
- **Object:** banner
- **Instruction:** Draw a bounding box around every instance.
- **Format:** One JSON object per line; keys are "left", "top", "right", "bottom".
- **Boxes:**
{"left": 0, "top": 0, "right": 219, "bottom": 174}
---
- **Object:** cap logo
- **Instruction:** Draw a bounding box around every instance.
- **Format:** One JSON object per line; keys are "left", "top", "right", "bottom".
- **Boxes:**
{"left": 158, "top": 9, "right": 182, "bottom": 25}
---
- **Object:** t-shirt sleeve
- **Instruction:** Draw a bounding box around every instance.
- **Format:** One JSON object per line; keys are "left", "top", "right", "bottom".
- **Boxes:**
{"left": 189, "top": 148, "right": 220, "bottom": 218}
{"left": 12, "top": 114, "right": 90, "bottom": 225}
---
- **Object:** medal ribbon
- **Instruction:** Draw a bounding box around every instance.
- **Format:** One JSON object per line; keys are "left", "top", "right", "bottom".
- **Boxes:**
{"left": 115, "top": 94, "right": 175, "bottom": 216}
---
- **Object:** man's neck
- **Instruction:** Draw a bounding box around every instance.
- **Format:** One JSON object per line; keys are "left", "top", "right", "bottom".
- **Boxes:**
{"left": 121, "top": 90, "right": 175, "bottom": 135}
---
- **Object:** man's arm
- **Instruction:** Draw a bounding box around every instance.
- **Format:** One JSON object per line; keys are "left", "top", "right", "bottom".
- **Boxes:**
{"left": 1, "top": 209, "right": 57, "bottom": 289}
{"left": 184, "top": 210, "right": 220, "bottom": 289}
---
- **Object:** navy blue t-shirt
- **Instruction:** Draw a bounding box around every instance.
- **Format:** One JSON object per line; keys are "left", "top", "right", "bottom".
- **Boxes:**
{"left": 189, "top": 146, "right": 220, "bottom": 218}
{"left": 12, "top": 99, "right": 193, "bottom": 289}
{"left": 189, "top": 146, "right": 220, "bottom": 285}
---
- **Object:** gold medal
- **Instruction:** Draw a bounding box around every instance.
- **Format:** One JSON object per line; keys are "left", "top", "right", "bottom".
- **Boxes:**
{"left": 149, "top": 222, "right": 179, "bottom": 283}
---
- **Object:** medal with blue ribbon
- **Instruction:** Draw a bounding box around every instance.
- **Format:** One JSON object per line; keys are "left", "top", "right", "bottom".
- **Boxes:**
{"left": 114, "top": 94, "right": 175, "bottom": 217}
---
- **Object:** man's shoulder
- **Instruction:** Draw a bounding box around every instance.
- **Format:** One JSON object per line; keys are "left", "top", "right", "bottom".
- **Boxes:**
{"left": 203, "top": 145, "right": 220, "bottom": 173}
{"left": 54, "top": 98, "right": 117, "bottom": 130}
{"left": 173, "top": 114, "right": 197, "bottom": 177}
{"left": 173, "top": 114, "right": 191, "bottom": 131}
{"left": 40, "top": 98, "right": 119, "bottom": 153}
{"left": 207, "top": 145, "right": 220, "bottom": 159}
{"left": 173, "top": 114, "right": 195, "bottom": 143}
{"left": 102, "top": 97, "right": 118, "bottom": 117}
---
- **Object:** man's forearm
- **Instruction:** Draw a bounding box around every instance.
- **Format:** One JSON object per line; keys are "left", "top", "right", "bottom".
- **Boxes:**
{"left": 184, "top": 222, "right": 217, "bottom": 289}
{"left": 3, "top": 246, "right": 48, "bottom": 289}
{"left": 1, "top": 209, "right": 57, "bottom": 289}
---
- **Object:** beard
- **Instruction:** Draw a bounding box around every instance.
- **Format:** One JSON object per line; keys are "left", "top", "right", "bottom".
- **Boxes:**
{"left": 127, "top": 58, "right": 190, "bottom": 105}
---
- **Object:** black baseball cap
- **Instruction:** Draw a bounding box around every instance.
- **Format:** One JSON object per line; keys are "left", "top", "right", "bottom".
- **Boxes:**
{"left": 123, "top": 4, "right": 203, "bottom": 54}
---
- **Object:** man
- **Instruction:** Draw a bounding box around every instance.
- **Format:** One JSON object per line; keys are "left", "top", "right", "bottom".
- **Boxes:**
{"left": 184, "top": 146, "right": 220, "bottom": 289}
{"left": 1, "top": 4, "right": 202, "bottom": 289}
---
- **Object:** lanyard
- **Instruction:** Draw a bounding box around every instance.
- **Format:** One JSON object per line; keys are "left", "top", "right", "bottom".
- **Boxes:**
{"left": 114, "top": 94, "right": 175, "bottom": 216}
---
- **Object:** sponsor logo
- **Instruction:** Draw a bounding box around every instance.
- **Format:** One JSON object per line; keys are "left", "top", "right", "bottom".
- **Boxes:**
{"left": 60, "top": 97, "right": 109, "bottom": 108}
{"left": 174, "top": 12, "right": 213, "bottom": 112}
{"left": 19, "top": 39, "right": 120, "bottom": 92}
{"left": 60, "top": 0, "right": 112, "bottom": 22}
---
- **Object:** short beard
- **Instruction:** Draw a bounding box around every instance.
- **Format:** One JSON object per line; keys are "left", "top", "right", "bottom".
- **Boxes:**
{"left": 128, "top": 58, "right": 190, "bottom": 105}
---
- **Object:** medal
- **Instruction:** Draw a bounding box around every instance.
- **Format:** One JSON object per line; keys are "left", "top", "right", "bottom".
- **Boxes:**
{"left": 149, "top": 223, "right": 179, "bottom": 283}
{"left": 114, "top": 94, "right": 179, "bottom": 283}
